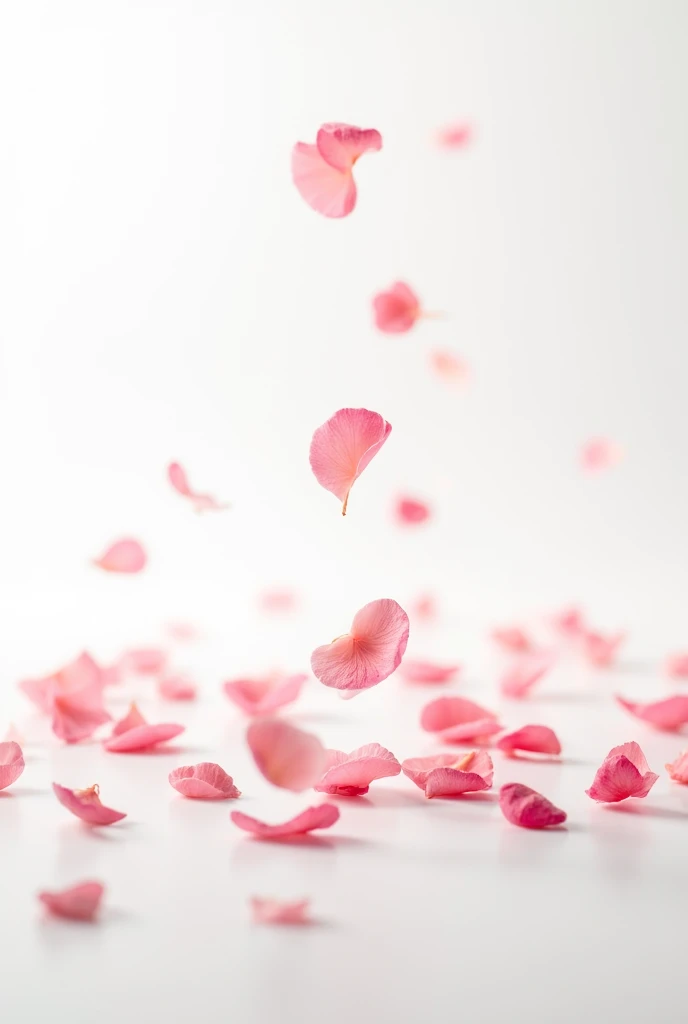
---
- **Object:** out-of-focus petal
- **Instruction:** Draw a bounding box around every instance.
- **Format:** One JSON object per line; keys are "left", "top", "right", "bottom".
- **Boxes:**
{"left": 373, "top": 283, "right": 420, "bottom": 334}
{"left": 584, "top": 631, "right": 625, "bottom": 668}
{"left": 231, "top": 803, "right": 340, "bottom": 839}
{"left": 491, "top": 627, "right": 533, "bottom": 654}
{"left": 402, "top": 751, "right": 493, "bottom": 798}
{"left": 158, "top": 675, "right": 197, "bottom": 701}
{"left": 500, "top": 652, "right": 555, "bottom": 699}
{"left": 551, "top": 607, "right": 586, "bottom": 638}
{"left": 395, "top": 497, "right": 431, "bottom": 525}
{"left": 104, "top": 722, "right": 184, "bottom": 752}
{"left": 0, "top": 741, "right": 25, "bottom": 791}
{"left": 38, "top": 881, "right": 104, "bottom": 922}
{"left": 586, "top": 742, "right": 658, "bottom": 802}
{"left": 222, "top": 674, "right": 306, "bottom": 715}
{"left": 429, "top": 350, "right": 469, "bottom": 383}
{"left": 437, "top": 123, "right": 473, "bottom": 148}
{"left": 167, "top": 461, "right": 229, "bottom": 513}
{"left": 259, "top": 590, "right": 298, "bottom": 614}
{"left": 616, "top": 695, "right": 688, "bottom": 732}
{"left": 666, "top": 751, "right": 688, "bottom": 784}
{"left": 52, "top": 782, "right": 126, "bottom": 825}
{"left": 251, "top": 897, "right": 311, "bottom": 925}
{"left": 666, "top": 654, "right": 688, "bottom": 680}
{"left": 311, "top": 598, "right": 409, "bottom": 692}
{"left": 51, "top": 693, "right": 111, "bottom": 744}
{"left": 19, "top": 652, "right": 104, "bottom": 714}
{"left": 496, "top": 725, "right": 562, "bottom": 757}
{"left": 117, "top": 648, "right": 167, "bottom": 676}
{"left": 169, "top": 763, "right": 240, "bottom": 800}
{"left": 580, "top": 438, "right": 623, "bottom": 472}
{"left": 397, "top": 659, "right": 459, "bottom": 684}
{"left": 309, "top": 407, "right": 392, "bottom": 515}
{"left": 314, "top": 743, "right": 400, "bottom": 796}
{"left": 499, "top": 783, "right": 566, "bottom": 829}
{"left": 92, "top": 538, "right": 147, "bottom": 574}
{"left": 111, "top": 702, "right": 147, "bottom": 737}
{"left": 247, "top": 719, "right": 326, "bottom": 792}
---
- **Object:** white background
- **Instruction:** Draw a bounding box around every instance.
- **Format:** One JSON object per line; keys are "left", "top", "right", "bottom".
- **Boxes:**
{"left": 1, "top": 2, "right": 688, "bottom": 1022}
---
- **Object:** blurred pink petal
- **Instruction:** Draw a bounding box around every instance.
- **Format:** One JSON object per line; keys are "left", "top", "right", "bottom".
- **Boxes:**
{"left": 439, "top": 719, "right": 502, "bottom": 743}
{"left": 395, "top": 497, "right": 431, "bottom": 525}
{"left": 584, "top": 631, "right": 625, "bottom": 668}
{"left": 3, "top": 723, "right": 23, "bottom": 744}
{"left": 309, "top": 407, "right": 392, "bottom": 515}
{"left": 53, "top": 782, "right": 126, "bottom": 825}
{"left": 496, "top": 725, "right": 562, "bottom": 757}
{"left": 666, "top": 751, "right": 688, "bottom": 784}
{"left": 247, "top": 719, "right": 326, "bottom": 792}
{"left": 491, "top": 627, "right": 533, "bottom": 654}
{"left": 93, "top": 538, "right": 147, "bottom": 574}
{"left": 165, "top": 622, "right": 199, "bottom": 642}
{"left": 437, "top": 123, "right": 473, "bottom": 148}
{"left": 500, "top": 652, "right": 554, "bottom": 699}
{"left": 251, "top": 897, "right": 311, "bottom": 925}
{"left": 412, "top": 595, "right": 437, "bottom": 621}
{"left": 19, "top": 651, "right": 104, "bottom": 714}
{"left": 291, "top": 123, "right": 382, "bottom": 218}
{"left": 111, "top": 702, "right": 147, "bottom": 737}
{"left": 167, "top": 461, "right": 229, "bottom": 513}
{"left": 586, "top": 742, "right": 658, "bottom": 802}
{"left": 117, "top": 648, "right": 167, "bottom": 675}
{"left": 373, "top": 282, "right": 420, "bottom": 333}
{"left": 499, "top": 783, "right": 566, "bottom": 829}
{"left": 430, "top": 350, "right": 469, "bottom": 383}
{"left": 402, "top": 751, "right": 493, "bottom": 798}
{"left": 222, "top": 674, "right": 306, "bottom": 715}
{"left": 158, "top": 675, "right": 197, "bottom": 701}
{"left": 315, "top": 743, "right": 401, "bottom": 796}
{"left": 580, "top": 438, "right": 623, "bottom": 472}
{"left": 104, "top": 722, "right": 184, "bottom": 752}
{"left": 398, "top": 659, "right": 459, "bottom": 684}
{"left": 311, "top": 598, "right": 410, "bottom": 692}
{"left": 231, "top": 803, "right": 340, "bottom": 839}
{"left": 666, "top": 654, "right": 688, "bottom": 679}
{"left": 616, "top": 694, "right": 688, "bottom": 732}
{"left": 169, "top": 763, "right": 240, "bottom": 800}
{"left": 0, "top": 741, "right": 25, "bottom": 791}
{"left": 51, "top": 692, "right": 111, "bottom": 744}
{"left": 551, "top": 607, "right": 586, "bottom": 637}
{"left": 259, "top": 590, "right": 298, "bottom": 613}
{"left": 38, "top": 881, "right": 104, "bottom": 922}
{"left": 421, "top": 696, "right": 498, "bottom": 735}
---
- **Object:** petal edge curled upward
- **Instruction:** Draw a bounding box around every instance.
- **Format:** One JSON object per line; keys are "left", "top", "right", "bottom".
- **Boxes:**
{"left": 291, "top": 123, "right": 382, "bottom": 218}
{"left": 311, "top": 599, "right": 410, "bottom": 692}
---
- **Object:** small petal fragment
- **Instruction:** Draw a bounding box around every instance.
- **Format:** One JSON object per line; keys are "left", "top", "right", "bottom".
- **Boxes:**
{"left": 117, "top": 648, "right": 167, "bottom": 676}
{"left": 666, "top": 751, "right": 688, "bottom": 784}
{"left": 291, "top": 123, "right": 382, "bottom": 218}
{"left": 247, "top": 719, "right": 326, "bottom": 792}
{"left": 402, "top": 751, "right": 493, "bottom": 798}
{"left": 429, "top": 350, "right": 469, "bottom": 384}
{"left": 53, "top": 782, "right": 127, "bottom": 825}
{"left": 251, "top": 897, "right": 311, "bottom": 925}
{"left": 315, "top": 743, "right": 401, "bottom": 796}
{"left": 552, "top": 607, "right": 586, "bottom": 637}
{"left": 111, "top": 702, "right": 147, "bottom": 737}
{"left": 51, "top": 693, "right": 111, "bottom": 744}
{"left": 397, "top": 660, "right": 459, "bottom": 684}
{"left": 666, "top": 654, "right": 688, "bottom": 680}
{"left": 497, "top": 725, "right": 562, "bottom": 757}
{"left": 169, "top": 763, "right": 240, "bottom": 800}
{"left": 311, "top": 598, "right": 409, "bottom": 692}
{"left": 373, "top": 283, "right": 420, "bottom": 334}
{"left": 222, "top": 674, "right": 306, "bottom": 715}
{"left": 167, "top": 461, "right": 229, "bottom": 513}
{"left": 309, "top": 407, "right": 392, "bottom": 515}
{"left": 93, "top": 538, "right": 147, "bottom": 574}
{"left": 584, "top": 631, "right": 625, "bottom": 668}
{"left": 158, "top": 676, "right": 197, "bottom": 701}
{"left": 38, "top": 881, "right": 104, "bottom": 922}
{"left": 104, "top": 722, "right": 185, "bottom": 753}
{"left": 491, "top": 627, "right": 533, "bottom": 654}
{"left": 499, "top": 783, "right": 566, "bottom": 829}
{"left": 395, "top": 498, "right": 431, "bottom": 525}
{"left": 0, "top": 741, "right": 25, "bottom": 791}
{"left": 616, "top": 694, "right": 688, "bottom": 732}
{"left": 500, "top": 652, "right": 554, "bottom": 699}
{"left": 437, "top": 123, "right": 473, "bottom": 148}
{"left": 231, "top": 803, "right": 340, "bottom": 839}
{"left": 580, "top": 438, "right": 623, "bottom": 472}
{"left": 586, "top": 742, "right": 658, "bottom": 802}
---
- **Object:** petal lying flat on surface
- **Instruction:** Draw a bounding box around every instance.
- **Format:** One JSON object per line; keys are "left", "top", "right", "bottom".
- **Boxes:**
{"left": 309, "top": 407, "right": 392, "bottom": 514}
{"left": 584, "top": 631, "right": 625, "bottom": 668}
{"left": 497, "top": 725, "right": 562, "bottom": 757}
{"left": 438, "top": 719, "right": 503, "bottom": 744}
{"left": 500, "top": 652, "right": 554, "bottom": 698}
{"left": 251, "top": 897, "right": 311, "bottom": 925}
{"left": 666, "top": 751, "right": 688, "bottom": 784}
{"left": 373, "top": 282, "right": 420, "bottom": 334}
{"left": 38, "top": 881, "right": 104, "bottom": 922}
{"left": 420, "top": 696, "right": 497, "bottom": 733}
{"left": 311, "top": 598, "right": 410, "bottom": 692}
{"left": 437, "top": 123, "right": 473, "bottom": 148}
{"left": 104, "top": 722, "right": 184, "bottom": 752}
{"left": 53, "top": 782, "right": 126, "bottom": 825}
{"left": 315, "top": 743, "right": 401, "bottom": 796}
{"left": 93, "top": 538, "right": 147, "bottom": 573}
{"left": 111, "top": 702, "right": 147, "bottom": 737}
{"left": 0, "top": 741, "right": 25, "bottom": 791}
{"left": 231, "top": 803, "right": 340, "bottom": 839}
{"left": 402, "top": 751, "right": 493, "bottom": 798}
{"left": 586, "top": 741, "right": 658, "bottom": 801}
{"left": 223, "top": 674, "right": 306, "bottom": 715}
{"left": 19, "top": 651, "right": 104, "bottom": 713}
{"left": 616, "top": 694, "right": 688, "bottom": 732}
{"left": 52, "top": 693, "right": 111, "bottom": 744}
{"left": 395, "top": 497, "right": 431, "bottom": 525}
{"left": 580, "top": 437, "right": 623, "bottom": 472}
{"left": 491, "top": 627, "right": 533, "bottom": 653}
{"left": 169, "top": 763, "right": 240, "bottom": 800}
{"left": 397, "top": 659, "right": 459, "bottom": 684}
{"left": 167, "top": 461, "right": 228, "bottom": 512}
{"left": 499, "top": 783, "right": 566, "bottom": 829}
{"left": 291, "top": 143, "right": 357, "bottom": 218}
{"left": 247, "top": 719, "right": 326, "bottom": 792}
{"left": 158, "top": 676, "right": 197, "bottom": 701}
{"left": 666, "top": 654, "right": 688, "bottom": 679}
{"left": 316, "top": 123, "right": 382, "bottom": 171}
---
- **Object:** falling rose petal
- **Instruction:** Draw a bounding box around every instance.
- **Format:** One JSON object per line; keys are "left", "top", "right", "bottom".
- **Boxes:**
{"left": 291, "top": 123, "right": 382, "bottom": 218}
{"left": 429, "top": 350, "right": 469, "bottom": 384}
{"left": 584, "top": 631, "right": 625, "bottom": 668}
{"left": 314, "top": 743, "right": 401, "bottom": 796}
{"left": 51, "top": 693, "right": 111, "bottom": 744}
{"left": 373, "top": 282, "right": 421, "bottom": 334}
{"left": 19, "top": 651, "right": 104, "bottom": 714}
{"left": 395, "top": 497, "right": 431, "bottom": 526}
{"left": 0, "top": 742, "right": 25, "bottom": 791}
{"left": 412, "top": 595, "right": 437, "bottom": 621}
{"left": 397, "top": 660, "right": 460, "bottom": 684}
{"left": 500, "top": 652, "right": 555, "bottom": 699}
{"left": 251, "top": 897, "right": 311, "bottom": 925}
{"left": 247, "top": 719, "right": 326, "bottom": 791}
{"left": 259, "top": 590, "right": 298, "bottom": 614}
{"left": 231, "top": 803, "right": 340, "bottom": 840}
{"left": 580, "top": 438, "right": 623, "bottom": 472}
{"left": 167, "top": 461, "right": 229, "bottom": 513}
{"left": 309, "top": 407, "right": 392, "bottom": 515}
{"left": 38, "top": 881, "right": 105, "bottom": 922}
{"left": 666, "top": 654, "right": 688, "bottom": 680}
{"left": 551, "top": 607, "right": 586, "bottom": 638}
{"left": 666, "top": 751, "right": 688, "bottom": 784}
{"left": 616, "top": 694, "right": 688, "bottom": 732}
{"left": 586, "top": 742, "right": 658, "bottom": 802}
{"left": 169, "top": 763, "right": 240, "bottom": 800}
{"left": 111, "top": 702, "right": 147, "bottom": 737}
{"left": 491, "top": 627, "right": 533, "bottom": 654}
{"left": 118, "top": 648, "right": 167, "bottom": 676}
{"left": 311, "top": 598, "right": 410, "bottom": 692}
{"left": 421, "top": 696, "right": 498, "bottom": 734}
{"left": 104, "top": 722, "right": 185, "bottom": 753}
{"left": 165, "top": 622, "right": 199, "bottom": 642}
{"left": 499, "top": 783, "right": 566, "bottom": 829}
{"left": 93, "top": 538, "right": 147, "bottom": 574}
{"left": 402, "top": 751, "right": 493, "bottom": 798}
{"left": 158, "top": 676, "right": 197, "bottom": 701}
{"left": 52, "top": 782, "right": 127, "bottom": 825}
{"left": 437, "top": 123, "right": 473, "bottom": 148}
{"left": 497, "top": 725, "right": 562, "bottom": 757}
{"left": 222, "top": 674, "right": 307, "bottom": 716}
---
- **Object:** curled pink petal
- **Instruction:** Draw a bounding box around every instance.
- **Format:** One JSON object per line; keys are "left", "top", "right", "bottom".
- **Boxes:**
{"left": 421, "top": 696, "right": 497, "bottom": 733}
{"left": 111, "top": 702, "right": 147, "bottom": 737}
{"left": 51, "top": 692, "right": 111, "bottom": 744}
{"left": 586, "top": 742, "right": 658, "bottom": 802}
{"left": 395, "top": 497, "right": 431, "bottom": 525}
{"left": 499, "top": 783, "right": 566, "bottom": 829}
{"left": 0, "top": 741, "right": 25, "bottom": 791}
{"left": 666, "top": 654, "right": 688, "bottom": 680}
{"left": 158, "top": 675, "right": 197, "bottom": 701}
{"left": 93, "top": 538, "right": 147, "bottom": 574}
{"left": 222, "top": 674, "right": 307, "bottom": 716}
{"left": 104, "top": 722, "right": 185, "bottom": 753}
{"left": 247, "top": 719, "right": 326, "bottom": 792}
{"left": 231, "top": 803, "right": 339, "bottom": 839}
{"left": 491, "top": 627, "right": 533, "bottom": 654}
{"left": 38, "top": 881, "right": 104, "bottom": 922}
{"left": 584, "top": 631, "right": 625, "bottom": 668}
{"left": 117, "top": 648, "right": 167, "bottom": 676}
{"left": 500, "top": 652, "right": 554, "bottom": 699}
{"left": 169, "top": 763, "right": 240, "bottom": 800}
{"left": 402, "top": 751, "right": 493, "bottom": 798}
{"left": 251, "top": 897, "right": 311, "bottom": 925}
{"left": 373, "top": 283, "right": 421, "bottom": 334}
{"left": 429, "top": 350, "right": 469, "bottom": 383}
{"left": 496, "top": 725, "right": 562, "bottom": 757}
{"left": 19, "top": 651, "right": 104, "bottom": 714}
{"left": 311, "top": 598, "right": 410, "bottom": 692}
{"left": 292, "top": 123, "right": 381, "bottom": 218}
{"left": 167, "top": 461, "right": 229, "bottom": 513}
{"left": 314, "top": 743, "right": 400, "bottom": 796}
{"left": 397, "top": 659, "right": 459, "bottom": 684}
{"left": 316, "top": 123, "right": 383, "bottom": 171}
{"left": 53, "top": 782, "right": 126, "bottom": 825}
{"left": 616, "top": 694, "right": 688, "bottom": 732}
{"left": 437, "top": 123, "right": 473, "bottom": 148}
{"left": 309, "top": 407, "right": 392, "bottom": 515}
{"left": 580, "top": 437, "right": 623, "bottom": 472}
{"left": 666, "top": 751, "right": 688, "bottom": 784}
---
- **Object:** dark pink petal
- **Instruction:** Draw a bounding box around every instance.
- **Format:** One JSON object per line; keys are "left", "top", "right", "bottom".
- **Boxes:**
{"left": 395, "top": 497, "right": 431, "bottom": 525}
{"left": 314, "top": 743, "right": 401, "bottom": 796}
{"left": 497, "top": 725, "right": 562, "bottom": 757}
{"left": 167, "top": 461, "right": 229, "bottom": 513}
{"left": 53, "top": 782, "right": 126, "bottom": 825}
{"left": 499, "top": 783, "right": 566, "bottom": 829}
{"left": 491, "top": 627, "right": 533, "bottom": 653}
{"left": 93, "top": 538, "right": 147, "bottom": 573}
{"left": 616, "top": 694, "right": 688, "bottom": 732}
{"left": 666, "top": 654, "right": 688, "bottom": 679}
{"left": 373, "top": 283, "right": 421, "bottom": 334}
{"left": 316, "top": 123, "right": 382, "bottom": 171}
{"left": 0, "top": 741, "right": 25, "bottom": 791}
{"left": 402, "top": 751, "right": 493, "bottom": 798}
{"left": 247, "top": 719, "right": 326, "bottom": 792}
{"left": 666, "top": 751, "right": 688, "bottom": 784}
{"left": 429, "top": 350, "right": 469, "bottom": 383}
{"left": 500, "top": 652, "right": 554, "bottom": 699}
{"left": 231, "top": 803, "right": 340, "bottom": 839}
{"left": 19, "top": 651, "right": 104, "bottom": 714}
{"left": 580, "top": 438, "right": 623, "bottom": 472}
{"left": 111, "top": 702, "right": 147, "bottom": 737}
{"left": 437, "top": 123, "right": 473, "bottom": 148}
{"left": 51, "top": 692, "right": 111, "bottom": 744}
{"left": 584, "top": 631, "right": 625, "bottom": 668}
{"left": 586, "top": 742, "right": 658, "bottom": 802}
{"left": 158, "top": 675, "right": 197, "bottom": 701}
{"left": 291, "top": 123, "right": 380, "bottom": 219}
{"left": 38, "top": 881, "right": 104, "bottom": 922}
{"left": 397, "top": 659, "right": 459, "bottom": 684}
{"left": 118, "top": 648, "right": 167, "bottom": 675}
{"left": 222, "top": 674, "right": 306, "bottom": 715}
{"left": 104, "top": 722, "right": 185, "bottom": 752}
{"left": 309, "top": 407, "right": 392, "bottom": 515}
{"left": 311, "top": 598, "right": 409, "bottom": 692}
{"left": 169, "top": 763, "right": 240, "bottom": 800}
{"left": 420, "top": 696, "right": 497, "bottom": 733}
{"left": 251, "top": 897, "right": 311, "bottom": 925}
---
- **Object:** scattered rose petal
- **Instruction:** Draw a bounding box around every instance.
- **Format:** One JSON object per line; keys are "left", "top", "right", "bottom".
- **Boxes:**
{"left": 373, "top": 282, "right": 421, "bottom": 333}
{"left": 311, "top": 598, "right": 410, "bottom": 692}
{"left": 0, "top": 742, "right": 25, "bottom": 791}
{"left": 437, "top": 123, "right": 473, "bottom": 148}
{"left": 251, "top": 897, "right": 311, "bottom": 925}
{"left": 402, "top": 751, "right": 493, "bottom": 798}
{"left": 223, "top": 674, "right": 306, "bottom": 716}
{"left": 169, "top": 763, "right": 240, "bottom": 800}
{"left": 104, "top": 720, "right": 185, "bottom": 753}
{"left": 93, "top": 538, "right": 147, "bottom": 574}
{"left": 395, "top": 497, "right": 431, "bottom": 525}
{"left": 500, "top": 652, "right": 555, "bottom": 699}
{"left": 291, "top": 123, "right": 382, "bottom": 218}
{"left": 491, "top": 627, "right": 533, "bottom": 654}
{"left": 167, "top": 461, "right": 229, "bottom": 513}
{"left": 412, "top": 595, "right": 436, "bottom": 621}
{"left": 111, "top": 702, "right": 147, "bottom": 737}
{"left": 51, "top": 692, "right": 111, "bottom": 744}
{"left": 666, "top": 654, "right": 688, "bottom": 680}
{"left": 309, "top": 407, "right": 392, "bottom": 515}
{"left": 499, "top": 783, "right": 566, "bottom": 829}
{"left": 429, "top": 350, "right": 469, "bottom": 383}
{"left": 420, "top": 696, "right": 501, "bottom": 743}
{"left": 259, "top": 590, "right": 298, "bottom": 613}
{"left": 586, "top": 742, "right": 658, "bottom": 802}
{"left": 580, "top": 438, "right": 623, "bottom": 472}
{"left": 166, "top": 622, "right": 199, "bottom": 642}
{"left": 38, "top": 881, "right": 105, "bottom": 922}
{"left": 19, "top": 652, "right": 104, "bottom": 714}
{"left": 3, "top": 723, "right": 23, "bottom": 744}
{"left": 496, "top": 725, "right": 562, "bottom": 757}
{"left": 551, "top": 607, "right": 586, "bottom": 638}
{"left": 397, "top": 659, "right": 459, "bottom": 684}
{"left": 52, "top": 782, "right": 127, "bottom": 825}
{"left": 616, "top": 694, "right": 688, "bottom": 732}
{"left": 666, "top": 751, "right": 688, "bottom": 784}
{"left": 315, "top": 743, "right": 400, "bottom": 796}
{"left": 117, "top": 648, "right": 167, "bottom": 676}
{"left": 584, "top": 631, "right": 625, "bottom": 668}
{"left": 247, "top": 719, "right": 327, "bottom": 792}
{"left": 231, "top": 803, "right": 340, "bottom": 839}
{"left": 158, "top": 675, "right": 197, "bottom": 701}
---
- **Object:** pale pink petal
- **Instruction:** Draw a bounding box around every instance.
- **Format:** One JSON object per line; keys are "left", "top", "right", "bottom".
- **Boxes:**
{"left": 291, "top": 143, "right": 356, "bottom": 218}
{"left": 499, "top": 783, "right": 566, "bottom": 829}
{"left": 111, "top": 702, "right": 147, "bottom": 737}
{"left": 395, "top": 497, "right": 431, "bottom": 525}
{"left": 316, "top": 123, "right": 382, "bottom": 172}
{"left": 373, "top": 283, "right": 421, "bottom": 334}
{"left": 500, "top": 652, "right": 554, "bottom": 699}
{"left": 311, "top": 598, "right": 409, "bottom": 692}
{"left": 497, "top": 725, "right": 562, "bottom": 757}
{"left": 169, "top": 763, "right": 240, "bottom": 799}
{"left": 429, "top": 350, "right": 469, "bottom": 383}
{"left": 420, "top": 696, "right": 497, "bottom": 733}
{"left": 19, "top": 652, "right": 104, "bottom": 714}
{"left": 104, "top": 722, "right": 185, "bottom": 752}
{"left": 223, "top": 674, "right": 306, "bottom": 715}
{"left": 616, "top": 694, "right": 688, "bottom": 732}
{"left": 52, "top": 782, "right": 126, "bottom": 825}
{"left": 166, "top": 622, "right": 199, "bottom": 642}
{"left": 0, "top": 741, "right": 25, "bottom": 791}
{"left": 260, "top": 590, "right": 298, "bottom": 613}
{"left": 397, "top": 659, "right": 459, "bottom": 684}
{"left": 437, "top": 123, "right": 473, "bottom": 148}
{"left": 251, "top": 897, "right": 311, "bottom": 925}
{"left": 580, "top": 438, "right": 623, "bottom": 472}
{"left": 231, "top": 803, "right": 339, "bottom": 839}
{"left": 51, "top": 692, "right": 111, "bottom": 744}
{"left": 167, "top": 461, "right": 228, "bottom": 513}
{"left": 314, "top": 743, "right": 401, "bottom": 796}
{"left": 438, "top": 719, "right": 503, "bottom": 744}
{"left": 38, "top": 881, "right": 104, "bottom": 922}
{"left": 491, "top": 627, "right": 533, "bottom": 654}
{"left": 93, "top": 538, "right": 147, "bottom": 574}
{"left": 666, "top": 654, "right": 688, "bottom": 679}
{"left": 118, "top": 648, "right": 167, "bottom": 675}
{"left": 584, "top": 631, "right": 625, "bottom": 668}
{"left": 402, "top": 751, "right": 493, "bottom": 798}
{"left": 666, "top": 751, "right": 688, "bottom": 784}
{"left": 586, "top": 742, "right": 658, "bottom": 802}
{"left": 551, "top": 607, "right": 586, "bottom": 637}
{"left": 412, "top": 595, "right": 436, "bottom": 621}
{"left": 3, "top": 723, "right": 23, "bottom": 744}
{"left": 309, "top": 408, "right": 392, "bottom": 515}
{"left": 158, "top": 675, "right": 197, "bottom": 701}
{"left": 247, "top": 719, "right": 326, "bottom": 792}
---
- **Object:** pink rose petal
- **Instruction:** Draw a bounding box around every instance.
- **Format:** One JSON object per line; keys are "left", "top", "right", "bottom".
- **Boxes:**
{"left": 397, "top": 659, "right": 460, "bottom": 684}
{"left": 580, "top": 437, "right": 623, "bottom": 472}
{"left": 38, "top": 881, "right": 104, "bottom": 922}
{"left": 231, "top": 803, "right": 340, "bottom": 839}
{"left": 437, "top": 123, "right": 473, "bottom": 148}
{"left": 429, "top": 350, "right": 469, "bottom": 384}
{"left": 584, "top": 630, "right": 625, "bottom": 668}
{"left": 412, "top": 595, "right": 436, "bottom": 621}
{"left": 314, "top": 743, "right": 401, "bottom": 796}
{"left": 395, "top": 497, "right": 431, "bottom": 525}
{"left": 260, "top": 590, "right": 298, "bottom": 613}
{"left": 247, "top": 719, "right": 327, "bottom": 792}
{"left": 500, "top": 652, "right": 554, "bottom": 699}
{"left": 402, "top": 751, "right": 493, "bottom": 798}
{"left": 165, "top": 622, "right": 199, "bottom": 642}
{"left": 439, "top": 719, "right": 502, "bottom": 744}
{"left": 169, "top": 763, "right": 240, "bottom": 800}
{"left": 551, "top": 607, "right": 586, "bottom": 638}
{"left": 117, "top": 648, "right": 167, "bottom": 676}
{"left": 104, "top": 722, "right": 185, "bottom": 753}
{"left": 586, "top": 742, "right": 658, "bottom": 802}
{"left": 666, "top": 751, "right": 688, "bottom": 784}
{"left": 496, "top": 725, "right": 562, "bottom": 757}
{"left": 491, "top": 627, "right": 533, "bottom": 654}
{"left": 309, "top": 407, "right": 392, "bottom": 515}
{"left": 51, "top": 692, "right": 111, "bottom": 744}
{"left": 291, "top": 123, "right": 382, "bottom": 218}
{"left": 666, "top": 654, "right": 688, "bottom": 680}
{"left": 0, "top": 741, "right": 25, "bottom": 791}
{"left": 19, "top": 651, "right": 104, "bottom": 714}
{"left": 311, "top": 598, "right": 410, "bottom": 692}
{"left": 499, "top": 783, "right": 567, "bottom": 829}
{"left": 167, "top": 461, "right": 229, "bottom": 513}
{"left": 158, "top": 675, "right": 197, "bottom": 701}
{"left": 111, "top": 702, "right": 147, "bottom": 737}
{"left": 222, "top": 674, "right": 306, "bottom": 716}
{"left": 373, "top": 282, "right": 421, "bottom": 334}
{"left": 251, "top": 897, "right": 311, "bottom": 925}
{"left": 53, "top": 782, "right": 127, "bottom": 825}
{"left": 93, "top": 538, "right": 147, "bottom": 573}
{"left": 616, "top": 694, "right": 688, "bottom": 732}
{"left": 421, "top": 696, "right": 498, "bottom": 734}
